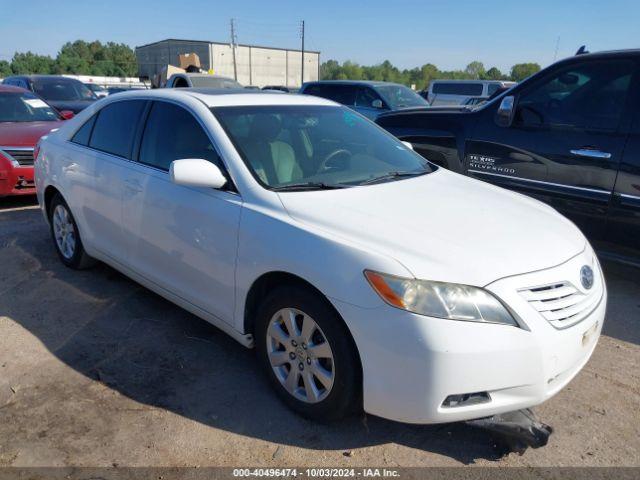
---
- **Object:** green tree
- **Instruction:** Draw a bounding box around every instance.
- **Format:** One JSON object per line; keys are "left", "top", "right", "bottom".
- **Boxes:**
{"left": 510, "top": 63, "right": 541, "bottom": 82}
{"left": 54, "top": 40, "right": 137, "bottom": 76}
{"left": 483, "top": 67, "right": 504, "bottom": 80}
{"left": 0, "top": 60, "right": 12, "bottom": 78}
{"left": 320, "top": 59, "right": 341, "bottom": 79}
{"left": 10, "top": 51, "right": 54, "bottom": 74}
{"left": 465, "top": 61, "right": 485, "bottom": 79}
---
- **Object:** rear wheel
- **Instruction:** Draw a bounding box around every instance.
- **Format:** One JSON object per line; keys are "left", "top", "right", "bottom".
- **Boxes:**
{"left": 49, "top": 193, "right": 96, "bottom": 269}
{"left": 255, "top": 285, "right": 361, "bottom": 421}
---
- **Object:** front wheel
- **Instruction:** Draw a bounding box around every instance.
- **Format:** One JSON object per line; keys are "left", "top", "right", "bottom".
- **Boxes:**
{"left": 49, "top": 193, "right": 96, "bottom": 269}
{"left": 255, "top": 285, "right": 361, "bottom": 422}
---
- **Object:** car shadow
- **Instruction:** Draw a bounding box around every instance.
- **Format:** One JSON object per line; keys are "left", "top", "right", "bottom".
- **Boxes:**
{"left": 0, "top": 194, "right": 38, "bottom": 211}
{"left": 1, "top": 206, "right": 636, "bottom": 464}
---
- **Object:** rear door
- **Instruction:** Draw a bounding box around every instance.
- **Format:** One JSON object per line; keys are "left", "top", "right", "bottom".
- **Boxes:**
{"left": 80, "top": 99, "right": 148, "bottom": 261}
{"left": 467, "top": 57, "right": 637, "bottom": 240}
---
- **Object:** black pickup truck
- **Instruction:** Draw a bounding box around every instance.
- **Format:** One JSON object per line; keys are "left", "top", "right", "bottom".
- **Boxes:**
{"left": 377, "top": 49, "right": 640, "bottom": 266}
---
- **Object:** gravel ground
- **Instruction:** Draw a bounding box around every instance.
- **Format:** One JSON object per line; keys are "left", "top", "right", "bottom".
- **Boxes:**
{"left": 0, "top": 196, "right": 638, "bottom": 468}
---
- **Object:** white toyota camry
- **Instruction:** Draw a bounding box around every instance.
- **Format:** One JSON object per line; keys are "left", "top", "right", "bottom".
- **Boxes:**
{"left": 35, "top": 89, "right": 606, "bottom": 424}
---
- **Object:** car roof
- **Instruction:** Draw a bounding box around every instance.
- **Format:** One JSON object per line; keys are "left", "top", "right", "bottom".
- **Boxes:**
{"left": 4, "top": 75, "right": 82, "bottom": 83}
{"left": 0, "top": 84, "right": 28, "bottom": 93}
{"left": 303, "top": 80, "right": 403, "bottom": 88}
{"left": 104, "top": 88, "right": 338, "bottom": 107}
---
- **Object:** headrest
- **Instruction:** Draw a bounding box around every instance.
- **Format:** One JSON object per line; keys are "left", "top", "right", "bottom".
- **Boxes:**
{"left": 249, "top": 114, "right": 282, "bottom": 142}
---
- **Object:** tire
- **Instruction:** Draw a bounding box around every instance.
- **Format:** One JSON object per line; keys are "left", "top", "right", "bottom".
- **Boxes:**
{"left": 49, "top": 193, "right": 96, "bottom": 270}
{"left": 255, "top": 285, "right": 362, "bottom": 422}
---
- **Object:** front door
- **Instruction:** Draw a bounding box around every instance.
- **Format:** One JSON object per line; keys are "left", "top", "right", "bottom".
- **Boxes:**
{"left": 121, "top": 100, "right": 242, "bottom": 325}
{"left": 604, "top": 91, "right": 640, "bottom": 262}
{"left": 467, "top": 58, "right": 637, "bottom": 241}
{"left": 354, "top": 87, "right": 388, "bottom": 120}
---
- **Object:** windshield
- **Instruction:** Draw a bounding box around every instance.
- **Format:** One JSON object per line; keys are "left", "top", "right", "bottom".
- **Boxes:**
{"left": 374, "top": 85, "right": 428, "bottom": 109}
{"left": 0, "top": 92, "right": 60, "bottom": 122}
{"left": 213, "top": 105, "right": 434, "bottom": 189}
{"left": 190, "top": 76, "right": 242, "bottom": 88}
{"left": 33, "top": 79, "right": 95, "bottom": 101}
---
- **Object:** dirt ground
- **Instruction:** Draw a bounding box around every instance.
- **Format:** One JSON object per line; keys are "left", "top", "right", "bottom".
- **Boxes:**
{"left": 0, "top": 196, "right": 638, "bottom": 468}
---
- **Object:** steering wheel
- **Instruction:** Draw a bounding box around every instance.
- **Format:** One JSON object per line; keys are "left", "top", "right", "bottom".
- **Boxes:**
{"left": 319, "top": 149, "right": 352, "bottom": 172}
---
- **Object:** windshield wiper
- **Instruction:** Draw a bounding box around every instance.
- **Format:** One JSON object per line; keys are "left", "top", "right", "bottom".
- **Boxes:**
{"left": 360, "top": 171, "right": 428, "bottom": 185}
{"left": 272, "top": 182, "right": 349, "bottom": 192}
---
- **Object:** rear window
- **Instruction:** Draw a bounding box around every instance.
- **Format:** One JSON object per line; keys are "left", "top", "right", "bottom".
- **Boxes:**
{"left": 303, "top": 84, "right": 357, "bottom": 105}
{"left": 71, "top": 115, "right": 97, "bottom": 146}
{"left": 89, "top": 100, "right": 147, "bottom": 158}
{"left": 432, "top": 82, "right": 484, "bottom": 96}
{"left": 33, "top": 78, "right": 95, "bottom": 101}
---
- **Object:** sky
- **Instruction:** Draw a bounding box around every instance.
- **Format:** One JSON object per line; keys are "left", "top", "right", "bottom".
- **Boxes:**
{"left": 1, "top": 0, "right": 638, "bottom": 73}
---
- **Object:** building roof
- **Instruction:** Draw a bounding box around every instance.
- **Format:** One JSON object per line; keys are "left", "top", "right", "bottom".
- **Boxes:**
{"left": 135, "top": 38, "right": 320, "bottom": 54}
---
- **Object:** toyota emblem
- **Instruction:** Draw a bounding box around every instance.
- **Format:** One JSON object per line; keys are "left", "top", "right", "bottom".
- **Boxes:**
{"left": 580, "top": 265, "right": 594, "bottom": 290}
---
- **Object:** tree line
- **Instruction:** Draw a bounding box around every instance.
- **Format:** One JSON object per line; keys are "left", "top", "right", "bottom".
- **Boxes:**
{"left": 320, "top": 60, "right": 541, "bottom": 90}
{"left": 0, "top": 39, "right": 541, "bottom": 89}
{"left": 0, "top": 40, "right": 138, "bottom": 78}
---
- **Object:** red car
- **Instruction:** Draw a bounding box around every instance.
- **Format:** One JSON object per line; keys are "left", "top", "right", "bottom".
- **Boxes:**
{"left": 0, "top": 85, "right": 73, "bottom": 197}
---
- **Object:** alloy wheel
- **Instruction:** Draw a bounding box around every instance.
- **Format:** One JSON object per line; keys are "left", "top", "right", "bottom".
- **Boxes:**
{"left": 266, "top": 307, "right": 335, "bottom": 403}
{"left": 52, "top": 204, "right": 76, "bottom": 260}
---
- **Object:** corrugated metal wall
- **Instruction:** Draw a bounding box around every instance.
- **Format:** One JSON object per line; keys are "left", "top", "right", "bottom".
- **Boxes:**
{"left": 136, "top": 39, "right": 319, "bottom": 87}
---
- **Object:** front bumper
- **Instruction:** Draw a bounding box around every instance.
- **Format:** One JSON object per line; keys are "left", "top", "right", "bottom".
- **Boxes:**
{"left": 0, "top": 165, "right": 35, "bottom": 196}
{"left": 333, "top": 247, "right": 605, "bottom": 424}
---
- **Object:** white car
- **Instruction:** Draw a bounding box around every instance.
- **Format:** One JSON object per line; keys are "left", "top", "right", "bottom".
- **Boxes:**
{"left": 34, "top": 89, "right": 606, "bottom": 424}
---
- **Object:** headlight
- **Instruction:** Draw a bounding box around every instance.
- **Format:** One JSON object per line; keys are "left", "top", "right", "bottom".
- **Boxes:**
{"left": 364, "top": 270, "right": 519, "bottom": 327}
{"left": 0, "top": 149, "right": 20, "bottom": 168}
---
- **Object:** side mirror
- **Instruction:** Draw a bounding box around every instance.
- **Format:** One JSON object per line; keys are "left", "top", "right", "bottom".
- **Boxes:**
{"left": 495, "top": 95, "right": 516, "bottom": 127}
{"left": 402, "top": 141, "right": 414, "bottom": 151}
{"left": 371, "top": 99, "right": 384, "bottom": 109}
{"left": 169, "top": 159, "right": 227, "bottom": 189}
{"left": 60, "top": 110, "right": 75, "bottom": 120}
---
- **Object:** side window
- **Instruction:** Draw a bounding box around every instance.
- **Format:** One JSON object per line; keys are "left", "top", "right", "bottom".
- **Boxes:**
{"left": 139, "top": 101, "right": 222, "bottom": 171}
{"left": 172, "top": 77, "right": 189, "bottom": 88}
{"left": 355, "top": 87, "right": 383, "bottom": 108}
{"left": 304, "top": 85, "right": 356, "bottom": 105}
{"left": 516, "top": 60, "right": 635, "bottom": 131}
{"left": 89, "top": 100, "right": 147, "bottom": 158}
{"left": 71, "top": 115, "right": 97, "bottom": 146}
{"left": 487, "top": 83, "right": 500, "bottom": 96}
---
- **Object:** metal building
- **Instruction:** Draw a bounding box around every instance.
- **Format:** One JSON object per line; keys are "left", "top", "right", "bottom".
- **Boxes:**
{"left": 135, "top": 38, "right": 320, "bottom": 88}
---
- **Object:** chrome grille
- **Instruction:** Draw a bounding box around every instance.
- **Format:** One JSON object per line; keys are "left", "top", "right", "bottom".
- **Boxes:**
{"left": 519, "top": 280, "right": 602, "bottom": 329}
{"left": 1, "top": 148, "right": 35, "bottom": 166}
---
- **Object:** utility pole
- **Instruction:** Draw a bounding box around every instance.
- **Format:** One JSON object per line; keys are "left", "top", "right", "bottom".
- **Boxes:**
{"left": 230, "top": 18, "right": 238, "bottom": 81}
{"left": 553, "top": 36, "right": 560, "bottom": 62}
{"left": 300, "top": 20, "right": 305, "bottom": 86}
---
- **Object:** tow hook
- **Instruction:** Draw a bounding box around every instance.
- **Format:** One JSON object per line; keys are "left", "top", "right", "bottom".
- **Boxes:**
{"left": 466, "top": 408, "right": 553, "bottom": 454}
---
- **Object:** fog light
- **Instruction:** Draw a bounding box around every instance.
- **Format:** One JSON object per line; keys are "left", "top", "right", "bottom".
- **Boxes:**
{"left": 442, "top": 391, "right": 491, "bottom": 408}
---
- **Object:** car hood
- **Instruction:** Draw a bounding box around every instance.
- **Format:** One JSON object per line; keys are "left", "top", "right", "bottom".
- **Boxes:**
{"left": 46, "top": 100, "right": 95, "bottom": 113}
{"left": 278, "top": 169, "right": 586, "bottom": 286}
{"left": 0, "top": 121, "right": 63, "bottom": 147}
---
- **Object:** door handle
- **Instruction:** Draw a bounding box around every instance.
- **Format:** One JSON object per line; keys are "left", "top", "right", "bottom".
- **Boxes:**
{"left": 124, "top": 179, "right": 143, "bottom": 193}
{"left": 570, "top": 149, "right": 612, "bottom": 160}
